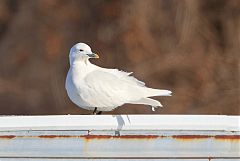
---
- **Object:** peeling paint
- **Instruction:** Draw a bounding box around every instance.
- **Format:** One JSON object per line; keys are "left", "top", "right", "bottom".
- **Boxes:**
{"left": 84, "top": 135, "right": 159, "bottom": 140}
{"left": 0, "top": 135, "right": 16, "bottom": 139}
{"left": 172, "top": 135, "right": 210, "bottom": 140}
{"left": 38, "top": 135, "right": 74, "bottom": 139}
{"left": 215, "top": 135, "right": 240, "bottom": 140}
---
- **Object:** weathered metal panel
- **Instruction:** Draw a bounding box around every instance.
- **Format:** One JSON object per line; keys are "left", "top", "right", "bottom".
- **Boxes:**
{"left": 0, "top": 159, "right": 211, "bottom": 161}
{"left": 0, "top": 115, "right": 239, "bottom": 160}
{"left": 0, "top": 131, "right": 239, "bottom": 158}
{"left": 0, "top": 159, "right": 238, "bottom": 161}
{"left": 0, "top": 115, "right": 238, "bottom": 131}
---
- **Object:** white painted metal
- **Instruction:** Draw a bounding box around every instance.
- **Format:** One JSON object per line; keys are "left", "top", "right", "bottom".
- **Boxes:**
{"left": 0, "top": 115, "right": 239, "bottom": 131}
{"left": 0, "top": 115, "right": 239, "bottom": 160}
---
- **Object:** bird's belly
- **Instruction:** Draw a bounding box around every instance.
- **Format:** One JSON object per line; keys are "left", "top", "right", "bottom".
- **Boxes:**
{"left": 66, "top": 78, "right": 94, "bottom": 110}
{"left": 66, "top": 87, "right": 93, "bottom": 110}
{"left": 66, "top": 86, "right": 118, "bottom": 111}
{"left": 66, "top": 73, "right": 122, "bottom": 111}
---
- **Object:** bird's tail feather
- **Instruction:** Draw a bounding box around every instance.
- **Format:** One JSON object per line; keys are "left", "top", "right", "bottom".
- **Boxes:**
{"left": 128, "top": 98, "right": 162, "bottom": 111}
{"left": 144, "top": 88, "right": 172, "bottom": 97}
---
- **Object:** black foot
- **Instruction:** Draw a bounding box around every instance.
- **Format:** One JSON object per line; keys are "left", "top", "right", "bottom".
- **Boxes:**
{"left": 93, "top": 107, "right": 97, "bottom": 115}
{"left": 93, "top": 108, "right": 102, "bottom": 115}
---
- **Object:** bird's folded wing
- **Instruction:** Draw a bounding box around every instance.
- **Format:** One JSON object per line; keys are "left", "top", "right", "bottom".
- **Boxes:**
{"left": 101, "top": 68, "right": 145, "bottom": 87}
{"left": 80, "top": 70, "right": 145, "bottom": 108}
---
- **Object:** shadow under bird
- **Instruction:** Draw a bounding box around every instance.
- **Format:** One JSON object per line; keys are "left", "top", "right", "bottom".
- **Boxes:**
{"left": 65, "top": 43, "right": 172, "bottom": 114}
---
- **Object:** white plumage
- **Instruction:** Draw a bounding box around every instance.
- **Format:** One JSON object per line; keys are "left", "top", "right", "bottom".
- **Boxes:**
{"left": 65, "top": 43, "right": 172, "bottom": 112}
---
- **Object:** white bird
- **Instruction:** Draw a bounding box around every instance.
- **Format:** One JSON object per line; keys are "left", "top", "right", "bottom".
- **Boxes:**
{"left": 65, "top": 43, "right": 172, "bottom": 114}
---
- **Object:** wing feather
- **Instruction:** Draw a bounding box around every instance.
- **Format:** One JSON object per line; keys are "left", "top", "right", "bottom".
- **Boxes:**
{"left": 102, "top": 69, "right": 145, "bottom": 87}
{"left": 80, "top": 70, "right": 144, "bottom": 110}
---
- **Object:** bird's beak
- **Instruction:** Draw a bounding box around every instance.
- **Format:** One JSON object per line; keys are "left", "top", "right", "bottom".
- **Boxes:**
{"left": 87, "top": 52, "right": 99, "bottom": 59}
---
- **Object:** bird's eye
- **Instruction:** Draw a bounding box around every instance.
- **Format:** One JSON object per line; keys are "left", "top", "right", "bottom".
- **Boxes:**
{"left": 79, "top": 49, "right": 84, "bottom": 52}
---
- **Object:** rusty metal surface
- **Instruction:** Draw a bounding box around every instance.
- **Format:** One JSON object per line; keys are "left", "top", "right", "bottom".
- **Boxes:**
{"left": 0, "top": 159, "right": 226, "bottom": 161}
{"left": 0, "top": 115, "right": 239, "bottom": 159}
{"left": 0, "top": 159, "right": 238, "bottom": 161}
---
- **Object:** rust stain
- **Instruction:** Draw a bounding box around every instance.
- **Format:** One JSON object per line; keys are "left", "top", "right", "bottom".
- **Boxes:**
{"left": 0, "top": 135, "right": 16, "bottom": 139}
{"left": 172, "top": 135, "right": 210, "bottom": 140}
{"left": 0, "top": 134, "right": 159, "bottom": 140}
{"left": 38, "top": 135, "right": 75, "bottom": 139}
{"left": 83, "top": 135, "right": 159, "bottom": 140}
{"left": 0, "top": 134, "right": 239, "bottom": 141}
{"left": 83, "top": 135, "right": 112, "bottom": 139}
{"left": 215, "top": 135, "right": 240, "bottom": 140}
{"left": 172, "top": 135, "right": 240, "bottom": 141}
{"left": 38, "top": 135, "right": 160, "bottom": 140}
{"left": 119, "top": 135, "right": 159, "bottom": 139}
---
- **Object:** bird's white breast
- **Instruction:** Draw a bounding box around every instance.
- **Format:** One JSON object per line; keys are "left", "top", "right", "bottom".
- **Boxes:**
{"left": 65, "top": 61, "right": 96, "bottom": 110}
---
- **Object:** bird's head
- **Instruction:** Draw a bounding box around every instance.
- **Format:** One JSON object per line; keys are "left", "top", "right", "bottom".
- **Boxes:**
{"left": 69, "top": 43, "right": 99, "bottom": 64}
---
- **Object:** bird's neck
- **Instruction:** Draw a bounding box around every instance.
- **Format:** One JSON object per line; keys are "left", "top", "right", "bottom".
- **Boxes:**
{"left": 70, "top": 59, "right": 94, "bottom": 79}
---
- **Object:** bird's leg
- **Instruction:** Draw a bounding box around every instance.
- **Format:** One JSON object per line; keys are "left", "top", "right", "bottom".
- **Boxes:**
{"left": 93, "top": 107, "right": 97, "bottom": 115}
{"left": 92, "top": 108, "right": 102, "bottom": 115}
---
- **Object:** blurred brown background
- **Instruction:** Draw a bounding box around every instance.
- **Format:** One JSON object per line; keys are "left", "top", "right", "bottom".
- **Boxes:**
{"left": 0, "top": 0, "right": 239, "bottom": 115}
